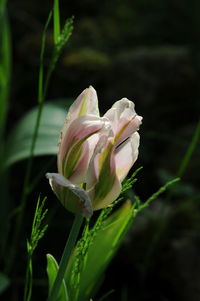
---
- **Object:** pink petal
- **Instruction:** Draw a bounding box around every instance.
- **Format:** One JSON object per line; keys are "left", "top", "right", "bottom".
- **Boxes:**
{"left": 67, "top": 85, "right": 99, "bottom": 120}
{"left": 115, "top": 132, "right": 140, "bottom": 181}
{"left": 104, "top": 98, "right": 142, "bottom": 146}
{"left": 58, "top": 115, "right": 107, "bottom": 177}
{"left": 104, "top": 98, "right": 136, "bottom": 134}
{"left": 59, "top": 86, "right": 99, "bottom": 153}
{"left": 86, "top": 138, "right": 121, "bottom": 210}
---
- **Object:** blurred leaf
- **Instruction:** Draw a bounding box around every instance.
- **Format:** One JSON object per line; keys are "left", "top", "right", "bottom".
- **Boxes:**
{"left": 0, "top": 1, "right": 6, "bottom": 10}
{"left": 65, "top": 201, "right": 136, "bottom": 300}
{"left": 0, "top": 0, "right": 11, "bottom": 136}
{"left": 0, "top": 272, "right": 9, "bottom": 294}
{"left": 5, "top": 101, "right": 72, "bottom": 167}
{"left": 46, "top": 254, "right": 69, "bottom": 301}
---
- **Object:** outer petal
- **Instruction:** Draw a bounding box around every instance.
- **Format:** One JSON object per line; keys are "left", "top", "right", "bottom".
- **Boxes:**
{"left": 87, "top": 139, "right": 121, "bottom": 210}
{"left": 104, "top": 98, "right": 142, "bottom": 146}
{"left": 46, "top": 173, "right": 93, "bottom": 217}
{"left": 67, "top": 85, "right": 99, "bottom": 121}
{"left": 59, "top": 86, "right": 99, "bottom": 153}
{"left": 115, "top": 132, "right": 140, "bottom": 182}
{"left": 58, "top": 115, "right": 110, "bottom": 180}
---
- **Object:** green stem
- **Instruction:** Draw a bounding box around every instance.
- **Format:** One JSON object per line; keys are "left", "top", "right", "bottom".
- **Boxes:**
{"left": 23, "top": 253, "right": 33, "bottom": 301}
{"left": 177, "top": 120, "right": 200, "bottom": 178}
{"left": 48, "top": 214, "right": 83, "bottom": 301}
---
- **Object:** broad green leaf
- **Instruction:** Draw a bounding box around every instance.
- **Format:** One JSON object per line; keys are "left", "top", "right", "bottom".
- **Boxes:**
{"left": 0, "top": 272, "right": 9, "bottom": 294}
{"left": 5, "top": 101, "right": 72, "bottom": 167}
{"left": 46, "top": 254, "right": 69, "bottom": 301}
{"left": 65, "top": 201, "right": 136, "bottom": 300}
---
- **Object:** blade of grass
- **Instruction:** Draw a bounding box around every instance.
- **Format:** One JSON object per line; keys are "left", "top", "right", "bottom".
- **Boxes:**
{"left": 38, "top": 12, "right": 52, "bottom": 104}
{"left": 177, "top": 120, "right": 200, "bottom": 178}
{"left": 166, "top": 120, "right": 200, "bottom": 200}
{"left": 43, "top": 15, "right": 73, "bottom": 100}
{"left": 53, "top": 0, "right": 60, "bottom": 45}
{"left": 138, "top": 178, "right": 180, "bottom": 212}
{"left": 97, "top": 289, "right": 115, "bottom": 301}
{"left": 23, "top": 196, "right": 48, "bottom": 301}
{"left": 6, "top": 12, "right": 52, "bottom": 273}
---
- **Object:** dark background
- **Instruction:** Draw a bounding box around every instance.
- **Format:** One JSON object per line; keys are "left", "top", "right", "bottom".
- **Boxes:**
{"left": 5, "top": 0, "right": 200, "bottom": 300}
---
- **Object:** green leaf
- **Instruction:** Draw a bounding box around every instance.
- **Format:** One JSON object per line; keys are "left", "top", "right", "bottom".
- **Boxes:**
{"left": 0, "top": 272, "right": 10, "bottom": 294}
{"left": 65, "top": 201, "right": 136, "bottom": 300}
{"left": 46, "top": 254, "right": 69, "bottom": 301}
{"left": 5, "top": 101, "right": 72, "bottom": 167}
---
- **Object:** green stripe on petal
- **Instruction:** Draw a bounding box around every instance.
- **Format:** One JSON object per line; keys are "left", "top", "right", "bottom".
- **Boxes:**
{"left": 89, "top": 140, "right": 121, "bottom": 209}
{"left": 94, "top": 146, "right": 115, "bottom": 201}
{"left": 58, "top": 115, "right": 106, "bottom": 177}
{"left": 63, "top": 140, "right": 83, "bottom": 178}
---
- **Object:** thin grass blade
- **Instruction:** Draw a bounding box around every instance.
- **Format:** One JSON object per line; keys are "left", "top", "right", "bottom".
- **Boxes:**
{"left": 53, "top": 0, "right": 61, "bottom": 45}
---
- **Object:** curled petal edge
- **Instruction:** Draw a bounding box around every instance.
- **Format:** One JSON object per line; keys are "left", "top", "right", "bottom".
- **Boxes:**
{"left": 46, "top": 173, "right": 93, "bottom": 218}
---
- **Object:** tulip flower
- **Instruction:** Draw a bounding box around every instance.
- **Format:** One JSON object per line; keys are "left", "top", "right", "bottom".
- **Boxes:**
{"left": 46, "top": 86, "right": 142, "bottom": 218}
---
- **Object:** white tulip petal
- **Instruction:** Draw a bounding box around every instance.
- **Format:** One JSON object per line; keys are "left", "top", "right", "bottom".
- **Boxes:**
{"left": 115, "top": 132, "right": 140, "bottom": 181}
{"left": 104, "top": 98, "right": 142, "bottom": 146}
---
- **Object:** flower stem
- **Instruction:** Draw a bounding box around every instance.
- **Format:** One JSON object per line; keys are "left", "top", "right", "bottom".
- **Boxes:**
{"left": 23, "top": 253, "right": 32, "bottom": 301}
{"left": 48, "top": 214, "right": 84, "bottom": 301}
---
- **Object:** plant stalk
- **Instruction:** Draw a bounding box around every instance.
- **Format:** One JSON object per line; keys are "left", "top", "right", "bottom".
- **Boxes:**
{"left": 48, "top": 214, "right": 83, "bottom": 301}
